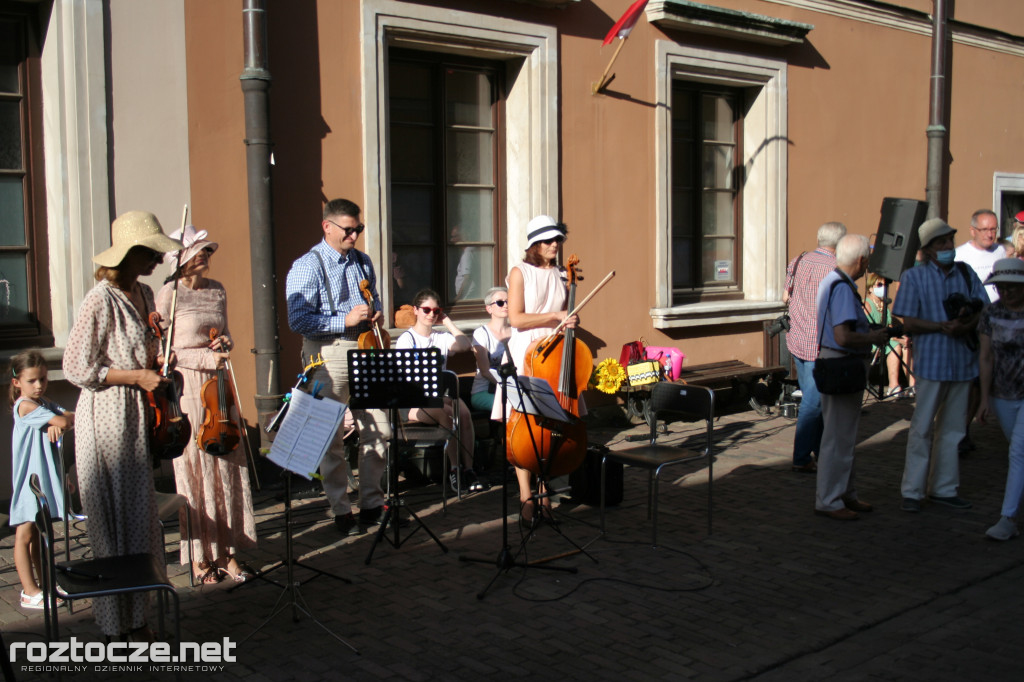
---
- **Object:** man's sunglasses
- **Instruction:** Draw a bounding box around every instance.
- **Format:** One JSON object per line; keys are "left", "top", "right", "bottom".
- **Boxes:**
{"left": 327, "top": 220, "right": 365, "bottom": 237}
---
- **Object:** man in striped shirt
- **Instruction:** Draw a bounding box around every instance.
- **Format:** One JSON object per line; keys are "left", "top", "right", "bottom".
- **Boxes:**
{"left": 286, "top": 198, "right": 391, "bottom": 536}
{"left": 784, "top": 222, "right": 848, "bottom": 473}
{"left": 893, "top": 218, "right": 985, "bottom": 513}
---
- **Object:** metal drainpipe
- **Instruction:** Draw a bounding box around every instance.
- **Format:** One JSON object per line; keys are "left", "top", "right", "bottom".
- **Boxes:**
{"left": 240, "top": 0, "right": 281, "bottom": 443}
{"left": 925, "top": 0, "right": 949, "bottom": 219}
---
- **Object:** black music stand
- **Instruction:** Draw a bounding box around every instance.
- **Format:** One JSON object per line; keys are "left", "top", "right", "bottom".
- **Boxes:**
{"left": 348, "top": 348, "right": 449, "bottom": 564}
{"left": 239, "top": 387, "right": 357, "bottom": 653}
{"left": 460, "top": 349, "right": 595, "bottom": 599}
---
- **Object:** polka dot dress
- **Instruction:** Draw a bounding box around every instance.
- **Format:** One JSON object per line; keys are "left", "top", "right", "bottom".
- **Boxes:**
{"left": 63, "top": 280, "right": 163, "bottom": 637}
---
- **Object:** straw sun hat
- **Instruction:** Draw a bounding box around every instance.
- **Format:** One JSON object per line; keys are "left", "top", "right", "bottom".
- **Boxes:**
{"left": 93, "top": 211, "right": 183, "bottom": 267}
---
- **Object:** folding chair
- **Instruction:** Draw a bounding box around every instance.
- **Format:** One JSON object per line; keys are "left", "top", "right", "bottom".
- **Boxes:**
{"left": 395, "top": 369, "right": 466, "bottom": 505}
{"left": 600, "top": 382, "right": 714, "bottom": 546}
{"left": 154, "top": 491, "right": 194, "bottom": 587}
{"left": 29, "top": 474, "right": 181, "bottom": 645}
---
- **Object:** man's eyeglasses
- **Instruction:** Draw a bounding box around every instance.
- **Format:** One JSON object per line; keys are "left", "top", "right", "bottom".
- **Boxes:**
{"left": 327, "top": 220, "right": 365, "bottom": 237}
{"left": 487, "top": 299, "right": 508, "bottom": 307}
{"left": 417, "top": 306, "right": 443, "bottom": 316}
{"left": 973, "top": 227, "right": 998, "bottom": 234}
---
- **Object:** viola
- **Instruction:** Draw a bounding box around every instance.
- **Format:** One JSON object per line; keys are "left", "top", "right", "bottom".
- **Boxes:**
{"left": 197, "top": 328, "right": 241, "bottom": 456}
{"left": 506, "top": 255, "right": 592, "bottom": 478}
{"left": 146, "top": 311, "right": 191, "bottom": 460}
{"left": 357, "top": 278, "right": 391, "bottom": 349}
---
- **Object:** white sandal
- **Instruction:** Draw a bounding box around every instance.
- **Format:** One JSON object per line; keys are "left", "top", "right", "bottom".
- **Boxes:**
{"left": 20, "top": 590, "right": 63, "bottom": 610}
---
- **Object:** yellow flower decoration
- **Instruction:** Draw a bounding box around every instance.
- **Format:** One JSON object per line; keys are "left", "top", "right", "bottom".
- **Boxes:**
{"left": 591, "top": 358, "right": 626, "bottom": 394}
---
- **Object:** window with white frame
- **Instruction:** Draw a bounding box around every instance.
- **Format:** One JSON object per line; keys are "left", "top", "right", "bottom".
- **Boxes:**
{"left": 653, "top": 43, "right": 788, "bottom": 329}
{"left": 360, "top": 0, "right": 558, "bottom": 325}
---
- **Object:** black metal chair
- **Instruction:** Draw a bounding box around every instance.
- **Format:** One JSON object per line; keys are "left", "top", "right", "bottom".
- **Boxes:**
{"left": 29, "top": 474, "right": 181, "bottom": 644}
{"left": 600, "top": 382, "right": 714, "bottom": 546}
{"left": 396, "top": 369, "right": 467, "bottom": 504}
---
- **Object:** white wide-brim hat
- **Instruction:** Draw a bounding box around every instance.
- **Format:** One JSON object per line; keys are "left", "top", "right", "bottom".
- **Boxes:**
{"left": 93, "top": 211, "right": 183, "bottom": 267}
{"left": 985, "top": 258, "right": 1024, "bottom": 286}
{"left": 163, "top": 224, "right": 219, "bottom": 267}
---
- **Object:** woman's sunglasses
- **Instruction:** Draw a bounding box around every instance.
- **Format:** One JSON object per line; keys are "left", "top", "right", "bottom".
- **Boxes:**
{"left": 487, "top": 299, "right": 508, "bottom": 307}
{"left": 417, "top": 306, "right": 443, "bottom": 316}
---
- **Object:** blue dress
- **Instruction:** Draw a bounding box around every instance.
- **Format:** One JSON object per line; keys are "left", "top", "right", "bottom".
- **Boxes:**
{"left": 9, "top": 396, "right": 66, "bottom": 525}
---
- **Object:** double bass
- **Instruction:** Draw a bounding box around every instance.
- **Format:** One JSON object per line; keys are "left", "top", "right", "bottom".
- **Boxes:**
{"left": 506, "top": 255, "right": 592, "bottom": 478}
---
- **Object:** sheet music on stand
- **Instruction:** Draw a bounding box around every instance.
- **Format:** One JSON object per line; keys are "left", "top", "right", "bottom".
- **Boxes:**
{"left": 267, "top": 389, "right": 346, "bottom": 479}
{"left": 494, "top": 371, "right": 572, "bottom": 424}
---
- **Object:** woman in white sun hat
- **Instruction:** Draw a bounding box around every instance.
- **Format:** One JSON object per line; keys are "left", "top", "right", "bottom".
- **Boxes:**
{"left": 977, "top": 258, "right": 1024, "bottom": 540}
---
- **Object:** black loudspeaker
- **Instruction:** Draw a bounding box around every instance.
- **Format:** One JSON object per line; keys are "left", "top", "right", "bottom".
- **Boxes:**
{"left": 868, "top": 197, "right": 929, "bottom": 282}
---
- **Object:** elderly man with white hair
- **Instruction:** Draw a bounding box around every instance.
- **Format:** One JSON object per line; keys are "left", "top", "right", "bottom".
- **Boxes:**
{"left": 784, "top": 221, "right": 848, "bottom": 474}
{"left": 813, "top": 234, "right": 889, "bottom": 520}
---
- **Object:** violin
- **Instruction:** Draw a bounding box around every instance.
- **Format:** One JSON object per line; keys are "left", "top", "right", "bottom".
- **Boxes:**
{"left": 197, "top": 328, "right": 241, "bottom": 456}
{"left": 506, "top": 255, "right": 592, "bottom": 478}
{"left": 357, "top": 279, "right": 391, "bottom": 349}
{"left": 146, "top": 311, "right": 191, "bottom": 460}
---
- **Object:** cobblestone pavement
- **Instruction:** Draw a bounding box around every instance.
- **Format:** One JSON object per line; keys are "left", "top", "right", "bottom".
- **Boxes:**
{"left": 2, "top": 395, "right": 1023, "bottom": 681}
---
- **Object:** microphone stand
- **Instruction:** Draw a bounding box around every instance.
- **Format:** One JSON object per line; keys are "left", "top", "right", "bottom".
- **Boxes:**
{"left": 459, "top": 341, "right": 579, "bottom": 600}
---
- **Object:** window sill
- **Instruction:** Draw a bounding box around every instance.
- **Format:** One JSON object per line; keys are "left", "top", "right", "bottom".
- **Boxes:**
{"left": 650, "top": 300, "right": 784, "bottom": 329}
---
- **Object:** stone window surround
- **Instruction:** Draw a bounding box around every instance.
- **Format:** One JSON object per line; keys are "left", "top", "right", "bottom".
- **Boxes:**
{"left": 652, "top": 42, "right": 788, "bottom": 329}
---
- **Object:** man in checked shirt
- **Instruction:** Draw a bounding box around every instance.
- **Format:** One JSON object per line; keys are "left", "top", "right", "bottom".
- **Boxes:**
{"left": 784, "top": 221, "right": 848, "bottom": 473}
{"left": 286, "top": 198, "right": 391, "bottom": 536}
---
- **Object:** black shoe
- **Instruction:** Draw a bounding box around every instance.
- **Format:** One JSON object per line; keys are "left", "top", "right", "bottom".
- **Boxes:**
{"left": 449, "top": 468, "right": 466, "bottom": 493}
{"left": 467, "top": 469, "right": 490, "bottom": 492}
{"left": 358, "top": 505, "right": 383, "bottom": 526}
{"left": 333, "top": 513, "right": 360, "bottom": 536}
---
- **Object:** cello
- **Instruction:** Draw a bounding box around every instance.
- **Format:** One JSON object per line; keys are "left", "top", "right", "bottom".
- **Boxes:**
{"left": 197, "top": 328, "right": 241, "bottom": 456}
{"left": 357, "top": 279, "right": 391, "bottom": 349}
{"left": 506, "top": 255, "right": 592, "bottom": 478}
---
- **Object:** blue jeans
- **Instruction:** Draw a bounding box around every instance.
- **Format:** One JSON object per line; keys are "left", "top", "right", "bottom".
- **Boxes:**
{"left": 793, "top": 356, "right": 823, "bottom": 466}
{"left": 992, "top": 397, "right": 1024, "bottom": 518}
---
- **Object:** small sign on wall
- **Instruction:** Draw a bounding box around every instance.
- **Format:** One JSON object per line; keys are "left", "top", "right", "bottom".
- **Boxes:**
{"left": 714, "top": 260, "right": 732, "bottom": 281}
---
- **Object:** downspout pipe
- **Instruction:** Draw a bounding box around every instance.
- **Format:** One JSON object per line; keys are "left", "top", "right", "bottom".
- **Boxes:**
{"left": 925, "top": 0, "right": 949, "bottom": 219}
{"left": 240, "top": 0, "right": 281, "bottom": 442}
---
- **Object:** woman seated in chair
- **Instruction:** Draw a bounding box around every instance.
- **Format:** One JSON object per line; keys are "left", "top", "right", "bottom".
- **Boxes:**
{"left": 470, "top": 286, "right": 512, "bottom": 413}
{"left": 864, "top": 272, "right": 914, "bottom": 398}
{"left": 395, "top": 289, "right": 486, "bottom": 493}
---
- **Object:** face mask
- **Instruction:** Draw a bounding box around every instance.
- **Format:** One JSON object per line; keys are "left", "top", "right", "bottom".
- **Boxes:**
{"left": 872, "top": 285, "right": 885, "bottom": 298}
{"left": 935, "top": 249, "right": 955, "bottom": 265}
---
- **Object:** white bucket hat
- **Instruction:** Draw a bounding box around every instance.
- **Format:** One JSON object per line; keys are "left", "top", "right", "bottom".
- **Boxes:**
{"left": 526, "top": 215, "right": 567, "bottom": 248}
{"left": 985, "top": 258, "right": 1024, "bottom": 286}
{"left": 93, "top": 211, "right": 183, "bottom": 267}
{"left": 163, "top": 224, "right": 219, "bottom": 267}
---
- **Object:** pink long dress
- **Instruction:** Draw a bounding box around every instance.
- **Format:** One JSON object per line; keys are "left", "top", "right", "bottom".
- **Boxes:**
{"left": 156, "top": 279, "right": 256, "bottom": 567}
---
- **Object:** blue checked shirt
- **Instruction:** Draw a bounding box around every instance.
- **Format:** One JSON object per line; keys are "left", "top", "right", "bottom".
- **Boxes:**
{"left": 286, "top": 240, "right": 382, "bottom": 340}
{"left": 892, "top": 260, "right": 984, "bottom": 382}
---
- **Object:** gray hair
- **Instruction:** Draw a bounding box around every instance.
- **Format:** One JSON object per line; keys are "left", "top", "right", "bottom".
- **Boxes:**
{"left": 483, "top": 286, "right": 507, "bottom": 306}
{"left": 817, "top": 222, "right": 848, "bottom": 248}
{"left": 835, "top": 234, "right": 870, "bottom": 266}
{"left": 970, "top": 208, "right": 996, "bottom": 229}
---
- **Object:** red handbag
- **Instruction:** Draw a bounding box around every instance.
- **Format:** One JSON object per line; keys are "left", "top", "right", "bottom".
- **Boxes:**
{"left": 619, "top": 338, "right": 646, "bottom": 367}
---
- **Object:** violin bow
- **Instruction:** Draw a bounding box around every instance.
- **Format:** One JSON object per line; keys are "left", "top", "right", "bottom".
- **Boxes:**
{"left": 160, "top": 204, "right": 189, "bottom": 376}
{"left": 539, "top": 269, "right": 616, "bottom": 347}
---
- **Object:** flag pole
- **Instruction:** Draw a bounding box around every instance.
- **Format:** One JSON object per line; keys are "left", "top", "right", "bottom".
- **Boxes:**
{"left": 592, "top": 39, "right": 627, "bottom": 94}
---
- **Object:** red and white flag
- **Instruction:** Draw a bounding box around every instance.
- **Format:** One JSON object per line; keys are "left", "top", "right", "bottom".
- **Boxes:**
{"left": 602, "top": 0, "right": 649, "bottom": 46}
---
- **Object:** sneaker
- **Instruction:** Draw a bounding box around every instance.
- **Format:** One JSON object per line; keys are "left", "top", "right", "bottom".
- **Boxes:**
{"left": 791, "top": 389, "right": 803, "bottom": 399}
{"left": 333, "top": 513, "right": 360, "bottom": 536}
{"left": 901, "top": 498, "right": 921, "bottom": 513}
{"left": 928, "top": 495, "right": 972, "bottom": 510}
{"left": 467, "top": 469, "right": 490, "bottom": 492}
{"left": 985, "top": 516, "right": 1020, "bottom": 541}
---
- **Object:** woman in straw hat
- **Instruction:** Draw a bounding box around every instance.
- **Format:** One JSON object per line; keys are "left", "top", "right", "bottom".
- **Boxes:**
{"left": 977, "top": 258, "right": 1024, "bottom": 541}
{"left": 63, "top": 210, "right": 182, "bottom": 639}
{"left": 156, "top": 225, "right": 256, "bottom": 584}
